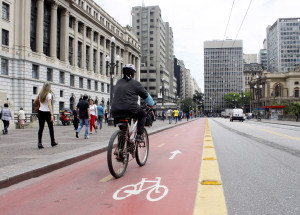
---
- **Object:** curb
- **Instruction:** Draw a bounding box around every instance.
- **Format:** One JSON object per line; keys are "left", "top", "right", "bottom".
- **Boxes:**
{"left": 0, "top": 119, "right": 196, "bottom": 189}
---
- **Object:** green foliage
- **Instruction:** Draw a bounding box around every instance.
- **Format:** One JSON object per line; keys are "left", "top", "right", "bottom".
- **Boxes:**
{"left": 223, "top": 91, "right": 250, "bottom": 109}
{"left": 180, "top": 97, "right": 196, "bottom": 113}
{"left": 281, "top": 102, "right": 300, "bottom": 114}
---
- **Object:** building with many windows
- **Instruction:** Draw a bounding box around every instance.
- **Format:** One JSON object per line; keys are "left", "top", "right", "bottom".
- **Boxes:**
{"left": 243, "top": 54, "right": 257, "bottom": 64}
{"left": 258, "top": 49, "right": 267, "bottom": 71}
{"left": 267, "top": 18, "right": 300, "bottom": 73}
{"left": 0, "top": 0, "right": 140, "bottom": 115}
{"left": 204, "top": 40, "right": 243, "bottom": 114}
{"left": 131, "top": 5, "right": 176, "bottom": 106}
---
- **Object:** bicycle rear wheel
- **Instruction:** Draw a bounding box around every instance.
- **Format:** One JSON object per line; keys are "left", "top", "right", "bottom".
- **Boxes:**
{"left": 107, "top": 130, "right": 129, "bottom": 178}
{"left": 135, "top": 128, "right": 149, "bottom": 166}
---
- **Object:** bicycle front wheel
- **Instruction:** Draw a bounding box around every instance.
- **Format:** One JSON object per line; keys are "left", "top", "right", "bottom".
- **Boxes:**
{"left": 135, "top": 128, "right": 149, "bottom": 166}
{"left": 107, "top": 130, "right": 129, "bottom": 178}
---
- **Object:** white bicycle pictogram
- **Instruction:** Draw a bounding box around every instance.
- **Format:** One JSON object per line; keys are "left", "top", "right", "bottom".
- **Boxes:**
{"left": 113, "top": 177, "right": 168, "bottom": 202}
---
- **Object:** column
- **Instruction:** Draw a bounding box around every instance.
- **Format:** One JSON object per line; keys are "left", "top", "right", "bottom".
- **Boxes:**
{"left": 24, "top": 0, "right": 32, "bottom": 49}
{"left": 50, "top": 2, "right": 58, "bottom": 58}
{"left": 136, "top": 57, "right": 140, "bottom": 81}
{"left": 61, "top": 9, "right": 69, "bottom": 62}
{"left": 36, "top": 0, "right": 44, "bottom": 53}
{"left": 74, "top": 20, "right": 78, "bottom": 67}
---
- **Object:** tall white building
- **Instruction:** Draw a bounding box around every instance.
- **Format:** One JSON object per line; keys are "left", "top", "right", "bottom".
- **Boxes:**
{"left": 131, "top": 5, "right": 176, "bottom": 105}
{"left": 204, "top": 40, "right": 243, "bottom": 114}
{"left": 243, "top": 54, "right": 257, "bottom": 64}
{"left": 267, "top": 18, "right": 300, "bottom": 73}
{"left": 0, "top": 0, "right": 141, "bottom": 114}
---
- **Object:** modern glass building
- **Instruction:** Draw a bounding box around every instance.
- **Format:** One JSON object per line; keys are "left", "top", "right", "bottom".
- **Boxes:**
{"left": 204, "top": 40, "right": 243, "bottom": 114}
{"left": 267, "top": 18, "right": 300, "bottom": 73}
{"left": 258, "top": 49, "right": 268, "bottom": 71}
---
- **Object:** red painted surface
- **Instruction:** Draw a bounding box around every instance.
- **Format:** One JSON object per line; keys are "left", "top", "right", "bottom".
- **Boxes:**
{"left": 0, "top": 119, "right": 206, "bottom": 215}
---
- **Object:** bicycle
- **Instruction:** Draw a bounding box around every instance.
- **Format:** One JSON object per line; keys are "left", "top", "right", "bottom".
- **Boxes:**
{"left": 107, "top": 107, "right": 152, "bottom": 178}
{"left": 113, "top": 177, "right": 168, "bottom": 202}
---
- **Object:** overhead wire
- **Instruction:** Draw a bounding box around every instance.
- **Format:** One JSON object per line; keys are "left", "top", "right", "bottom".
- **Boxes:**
{"left": 221, "top": 0, "right": 236, "bottom": 49}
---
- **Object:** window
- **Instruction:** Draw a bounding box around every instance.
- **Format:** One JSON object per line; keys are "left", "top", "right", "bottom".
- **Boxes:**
{"left": 70, "top": 75, "right": 74, "bottom": 87}
{"left": 86, "top": 45, "right": 90, "bottom": 70}
{"left": 30, "top": 0, "right": 37, "bottom": 52}
{"left": 95, "top": 81, "right": 98, "bottom": 91}
{"left": 60, "top": 90, "right": 64, "bottom": 97}
{"left": 33, "top": 87, "right": 38, "bottom": 94}
{"left": 295, "top": 89, "right": 299, "bottom": 98}
{"left": 2, "top": 29, "right": 9, "bottom": 46}
{"left": 101, "top": 83, "right": 104, "bottom": 92}
{"left": 2, "top": 2, "right": 9, "bottom": 20}
{"left": 86, "top": 27, "right": 90, "bottom": 38}
{"left": 87, "top": 79, "right": 91, "bottom": 89}
{"left": 295, "top": 81, "right": 299, "bottom": 85}
{"left": 59, "top": 102, "right": 64, "bottom": 111}
{"left": 69, "top": 16, "right": 74, "bottom": 28}
{"left": 93, "top": 32, "right": 98, "bottom": 42}
{"left": 69, "top": 37, "right": 73, "bottom": 65}
{"left": 59, "top": 71, "right": 65, "bottom": 84}
{"left": 43, "top": 1, "right": 51, "bottom": 56}
{"left": 78, "top": 22, "right": 82, "bottom": 33}
{"left": 275, "top": 85, "right": 282, "bottom": 97}
{"left": 100, "top": 52, "right": 103, "bottom": 74}
{"left": 32, "top": 65, "right": 39, "bottom": 79}
{"left": 1, "top": 58, "right": 8, "bottom": 75}
{"left": 79, "top": 77, "right": 83, "bottom": 88}
{"left": 47, "top": 68, "right": 53, "bottom": 82}
{"left": 78, "top": 41, "right": 82, "bottom": 68}
{"left": 93, "top": 49, "right": 96, "bottom": 73}
{"left": 107, "top": 84, "right": 110, "bottom": 93}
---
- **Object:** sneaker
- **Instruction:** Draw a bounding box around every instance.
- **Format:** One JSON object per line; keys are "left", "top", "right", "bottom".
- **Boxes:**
{"left": 84, "top": 136, "right": 89, "bottom": 139}
{"left": 89, "top": 132, "right": 93, "bottom": 134}
{"left": 76, "top": 132, "right": 79, "bottom": 138}
{"left": 2, "top": 130, "right": 5, "bottom": 135}
{"left": 135, "top": 134, "right": 144, "bottom": 143}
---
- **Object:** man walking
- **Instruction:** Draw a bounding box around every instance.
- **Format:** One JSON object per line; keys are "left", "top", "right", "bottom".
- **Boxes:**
{"left": 76, "top": 95, "right": 90, "bottom": 139}
{"left": 179, "top": 110, "right": 183, "bottom": 121}
{"left": 167, "top": 108, "right": 173, "bottom": 124}
{"left": 97, "top": 103, "right": 104, "bottom": 130}
{"left": 173, "top": 108, "right": 179, "bottom": 124}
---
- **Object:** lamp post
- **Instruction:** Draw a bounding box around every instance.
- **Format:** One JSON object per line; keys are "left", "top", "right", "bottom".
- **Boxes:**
{"left": 105, "top": 36, "right": 120, "bottom": 115}
{"left": 240, "top": 90, "right": 245, "bottom": 111}
{"left": 254, "top": 75, "right": 262, "bottom": 118}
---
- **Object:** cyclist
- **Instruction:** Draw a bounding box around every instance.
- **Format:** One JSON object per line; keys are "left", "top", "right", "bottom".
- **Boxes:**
{"left": 111, "top": 64, "right": 154, "bottom": 142}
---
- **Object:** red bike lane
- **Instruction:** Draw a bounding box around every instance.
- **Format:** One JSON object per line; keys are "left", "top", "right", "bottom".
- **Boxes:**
{"left": 0, "top": 119, "right": 206, "bottom": 215}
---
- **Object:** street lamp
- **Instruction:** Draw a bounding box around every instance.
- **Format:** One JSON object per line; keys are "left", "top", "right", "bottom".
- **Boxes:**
{"left": 254, "top": 75, "right": 262, "bottom": 118}
{"left": 240, "top": 90, "right": 245, "bottom": 111}
{"left": 106, "top": 36, "right": 120, "bottom": 115}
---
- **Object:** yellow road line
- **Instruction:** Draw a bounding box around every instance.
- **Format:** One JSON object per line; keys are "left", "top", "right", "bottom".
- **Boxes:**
{"left": 242, "top": 124, "right": 300, "bottom": 142}
{"left": 99, "top": 174, "right": 113, "bottom": 183}
{"left": 193, "top": 119, "right": 227, "bottom": 215}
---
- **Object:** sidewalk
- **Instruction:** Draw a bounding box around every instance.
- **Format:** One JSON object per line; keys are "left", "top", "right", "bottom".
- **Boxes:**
{"left": 0, "top": 118, "right": 196, "bottom": 188}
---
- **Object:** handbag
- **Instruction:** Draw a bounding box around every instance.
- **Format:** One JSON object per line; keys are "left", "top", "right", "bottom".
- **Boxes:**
{"left": 33, "top": 96, "right": 40, "bottom": 112}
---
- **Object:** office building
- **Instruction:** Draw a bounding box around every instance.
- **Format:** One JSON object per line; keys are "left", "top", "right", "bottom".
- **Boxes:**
{"left": 267, "top": 18, "right": 300, "bottom": 73}
{"left": 132, "top": 5, "right": 176, "bottom": 106}
{"left": 204, "top": 40, "right": 243, "bottom": 114}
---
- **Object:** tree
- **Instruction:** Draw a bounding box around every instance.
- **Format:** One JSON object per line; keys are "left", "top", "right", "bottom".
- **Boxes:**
{"left": 180, "top": 98, "right": 196, "bottom": 113}
{"left": 224, "top": 91, "right": 250, "bottom": 111}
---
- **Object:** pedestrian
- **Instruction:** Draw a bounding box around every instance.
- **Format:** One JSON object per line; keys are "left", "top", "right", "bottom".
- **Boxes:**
{"left": 97, "top": 103, "right": 104, "bottom": 130}
{"left": 18, "top": 107, "right": 26, "bottom": 129}
{"left": 173, "top": 108, "right": 179, "bottom": 124}
{"left": 72, "top": 108, "right": 79, "bottom": 130}
{"left": 34, "top": 82, "right": 58, "bottom": 149}
{"left": 186, "top": 112, "right": 190, "bottom": 121}
{"left": 162, "top": 110, "right": 165, "bottom": 121}
{"left": 1, "top": 103, "right": 12, "bottom": 134}
{"left": 167, "top": 108, "right": 173, "bottom": 124}
{"left": 104, "top": 109, "right": 108, "bottom": 124}
{"left": 179, "top": 110, "right": 183, "bottom": 121}
{"left": 89, "top": 99, "right": 97, "bottom": 134}
{"left": 76, "top": 94, "right": 90, "bottom": 139}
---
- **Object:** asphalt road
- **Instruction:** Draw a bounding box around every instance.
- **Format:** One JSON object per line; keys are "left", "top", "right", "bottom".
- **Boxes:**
{"left": 209, "top": 118, "right": 300, "bottom": 215}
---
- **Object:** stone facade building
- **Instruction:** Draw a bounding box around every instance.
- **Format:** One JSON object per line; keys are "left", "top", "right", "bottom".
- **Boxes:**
{"left": 0, "top": 0, "right": 140, "bottom": 115}
{"left": 249, "top": 66, "right": 300, "bottom": 111}
{"left": 243, "top": 63, "right": 263, "bottom": 92}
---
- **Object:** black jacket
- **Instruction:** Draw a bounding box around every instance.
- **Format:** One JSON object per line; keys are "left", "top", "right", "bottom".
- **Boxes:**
{"left": 111, "top": 78, "right": 148, "bottom": 117}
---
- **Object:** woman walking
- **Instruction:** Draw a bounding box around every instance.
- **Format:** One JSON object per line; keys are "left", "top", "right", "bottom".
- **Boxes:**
{"left": 89, "top": 99, "right": 97, "bottom": 134}
{"left": 34, "top": 82, "right": 58, "bottom": 149}
{"left": 18, "top": 107, "right": 26, "bottom": 129}
{"left": 1, "top": 103, "right": 12, "bottom": 134}
{"left": 104, "top": 109, "right": 108, "bottom": 124}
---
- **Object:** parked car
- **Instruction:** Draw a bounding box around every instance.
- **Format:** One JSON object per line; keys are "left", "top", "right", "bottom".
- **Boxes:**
{"left": 230, "top": 108, "right": 244, "bottom": 122}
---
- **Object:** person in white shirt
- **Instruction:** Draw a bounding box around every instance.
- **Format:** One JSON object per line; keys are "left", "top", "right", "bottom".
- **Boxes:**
{"left": 18, "top": 107, "right": 26, "bottom": 129}
{"left": 34, "top": 82, "right": 58, "bottom": 149}
{"left": 89, "top": 99, "right": 98, "bottom": 134}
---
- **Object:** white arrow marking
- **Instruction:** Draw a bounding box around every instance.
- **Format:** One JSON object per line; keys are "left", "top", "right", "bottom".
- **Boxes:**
{"left": 169, "top": 150, "right": 182, "bottom": 160}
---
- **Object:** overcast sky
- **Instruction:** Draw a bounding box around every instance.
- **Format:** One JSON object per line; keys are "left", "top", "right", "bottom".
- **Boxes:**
{"left": 94, "top": 0, "right": 300, "bottom": 90}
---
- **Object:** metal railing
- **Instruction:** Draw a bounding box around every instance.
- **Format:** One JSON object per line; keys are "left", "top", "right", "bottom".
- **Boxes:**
{"left": 278, "top": 114, "right": 298, "bottom": 122}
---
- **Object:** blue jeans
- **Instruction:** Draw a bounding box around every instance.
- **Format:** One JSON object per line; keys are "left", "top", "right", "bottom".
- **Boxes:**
{"left": 77, "top": 118, "right": 89, "bottom": 137}
{"left": 97, "top": 115, "right": 103, "bottom": 129}
{"left": 174, "top": 116, "right": 178, "bottom": 123}
{"left": 168, "top": 116, "right": 172, "bottom": 124}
